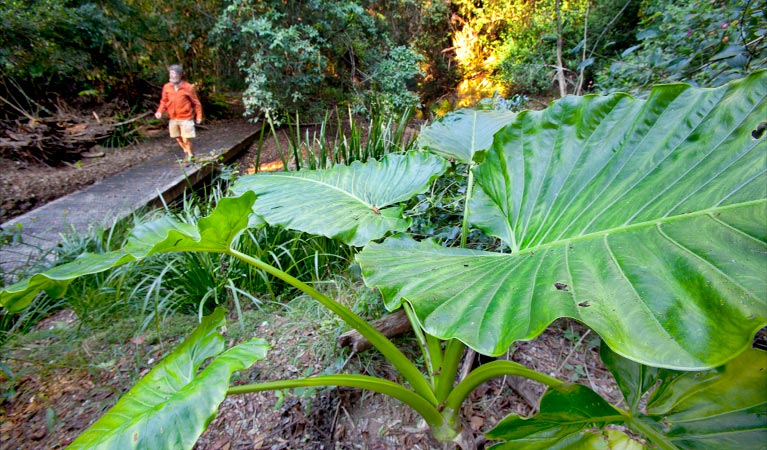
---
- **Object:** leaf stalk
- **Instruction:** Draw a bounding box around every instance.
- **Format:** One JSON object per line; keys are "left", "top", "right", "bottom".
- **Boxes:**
{"left": 228, "top": 374, "right": 446, "bottom": 429}
{"left": 227, "top": 248, "right": 437, "bottom": 405}
{"left": 444, "top": 360, "right": 564, "bottom": 413}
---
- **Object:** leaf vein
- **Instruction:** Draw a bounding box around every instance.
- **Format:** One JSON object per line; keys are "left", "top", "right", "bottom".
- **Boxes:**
{"left": 585, "top": 90, "right": 726, "bottom": 231}
{"left": 602, "top": 234, "right": 684, "bottom": 351}
{"left": 655, "top": 222, "right": 760, "bottom": 303}
{"left": 531, "top": 98, "right": 626, "bottom": 246}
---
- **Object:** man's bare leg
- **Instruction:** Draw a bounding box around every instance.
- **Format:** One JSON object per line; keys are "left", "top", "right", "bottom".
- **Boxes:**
{"left": 175, "top": 137, "right": 194, "bottom": 161}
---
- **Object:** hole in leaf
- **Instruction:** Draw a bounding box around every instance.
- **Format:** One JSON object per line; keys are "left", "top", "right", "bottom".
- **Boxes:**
{"left": 753, "top": 121, "right": 766, "bottom": 140}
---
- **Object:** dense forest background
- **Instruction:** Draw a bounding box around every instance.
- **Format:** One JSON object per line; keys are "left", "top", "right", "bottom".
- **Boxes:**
{"left": 1, "top": 0, "right": 765, "bottom": 122}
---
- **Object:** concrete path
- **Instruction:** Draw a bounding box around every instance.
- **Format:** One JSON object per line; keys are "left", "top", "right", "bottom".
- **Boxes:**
{"left": 0, "top": 122, "right": 260, "bottom": 279}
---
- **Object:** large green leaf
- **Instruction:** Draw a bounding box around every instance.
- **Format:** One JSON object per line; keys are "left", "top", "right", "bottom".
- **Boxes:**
{"left": 358, "top": 72, "right": 767, "bottom": 369}
{"left": 487, "top": 348, "right": 766, "bottom": 450}
{"left": 0, "top": 193, "right": 257, "bottom": 312}
{"left": 68, "top": 308, "right": 268, "bottom": 449}
{"left": 416, "top": 109, "right": 517, "bottom": 163}
{"left": 608, "top": 345, "right": 767, "bottom": 449}
{"left": 230, "top": 151, "right": 447, "bottom": 246}
{"left": 485, "top": 384, "right": 638, "bottom": 450}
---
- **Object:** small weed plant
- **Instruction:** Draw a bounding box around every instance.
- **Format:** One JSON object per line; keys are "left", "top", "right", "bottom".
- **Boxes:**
{"left": 2, "top": 73, "right": 766, "bottom": 449}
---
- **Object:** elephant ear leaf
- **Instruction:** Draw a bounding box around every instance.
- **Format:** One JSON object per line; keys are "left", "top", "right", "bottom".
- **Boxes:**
{"left": 487, "top": 348, "right": 766, "bottom": 450}
{"left": 485, "top": 383, "right": 641, "bottom": 450}
{"left": 416, "top": 108, "right": 516, "bottom": 163}
{"left": 600, "top": 345, "right": 767, "bottom": 450}
{"left": 358, "top": 72, "right": 767, "bottom": 369}
{"left": 0, "top": 192, "right": 257, "bottom": 313}
{"left": 68, "top": 307, "right": 268, "bottom": 450}
{"left": 230, "top": 151, "right": 447, "bottom": 247}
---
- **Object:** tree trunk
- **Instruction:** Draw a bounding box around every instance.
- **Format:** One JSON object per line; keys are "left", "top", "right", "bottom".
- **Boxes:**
{"left": 575, "top": 3, "right": 590, "bottom": 95}
{"left": 555, "top": 0, "right": 567, "bottom": 98}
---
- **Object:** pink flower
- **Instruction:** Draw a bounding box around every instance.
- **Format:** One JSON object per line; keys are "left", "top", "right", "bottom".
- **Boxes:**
{"left": 687, "top": 29, "right": 694, "bottom": 37}
{"left": 722, "top": 22, "right": 729, "bottom": 29}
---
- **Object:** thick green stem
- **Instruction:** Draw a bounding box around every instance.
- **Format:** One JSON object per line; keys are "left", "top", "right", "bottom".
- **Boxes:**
{"left": 432, "top": 157, "right": 473, "bottom": 403}
{"left": 444, "top": 360, "right": 564, "bottom": 413}
{"left": 425, "top": 334, "right": 444, "bottom": 379}
{"left": 626, "top": 417, "right": 680, "bottom": 450}
{"left": 460, "top": 168, "right": 475, "bottom": 248}
{"left": 403, "top": 302, "right": 440, "bottom": 382}
{"left": 228, "top": 374, "right": 445, "bottom": 429}
{"left": 434, "top": 339, "right": 466, "bottom": 404}
{"left": 227, "top": 248, "right": 437, "bottom": 405}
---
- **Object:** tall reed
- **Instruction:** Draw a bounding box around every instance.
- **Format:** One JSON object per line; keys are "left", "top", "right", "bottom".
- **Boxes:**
{"left": 262, "top": 107, "right": 417, "bottom": 172}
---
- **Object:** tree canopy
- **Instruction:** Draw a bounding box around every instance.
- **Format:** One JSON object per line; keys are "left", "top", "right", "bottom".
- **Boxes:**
{"left": 0, "top": 0, "right": 764, "bottom": 119}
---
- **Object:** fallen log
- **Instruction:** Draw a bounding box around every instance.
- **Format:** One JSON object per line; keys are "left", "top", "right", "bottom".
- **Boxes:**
{"left": 0, "top": 110, "right": 149, "bottom": 164}
{"left": 337, "top": 309, "right": 411, "bottom": 353}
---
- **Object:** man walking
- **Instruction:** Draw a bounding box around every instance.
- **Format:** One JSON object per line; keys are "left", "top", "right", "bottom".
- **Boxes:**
{"left": 155, "top": 65, "right": 203, "bottom": 163}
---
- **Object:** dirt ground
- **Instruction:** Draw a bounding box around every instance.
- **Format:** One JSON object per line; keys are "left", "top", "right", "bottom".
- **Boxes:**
{"left": 0, "top": 307, "right": 620, "bottom": 450}
{"left": 0, "top": 117, "right": 625, "bottom": 449}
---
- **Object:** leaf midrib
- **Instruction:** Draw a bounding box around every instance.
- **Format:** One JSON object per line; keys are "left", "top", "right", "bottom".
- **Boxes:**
{"left": 527, "top": 96, "right": 629, "bottom": 247}
{"left": 518, "top": 199, "right": 766, "bottom": 254}
{"left": 254, "top": 173, "right": 375, "bottom": 207}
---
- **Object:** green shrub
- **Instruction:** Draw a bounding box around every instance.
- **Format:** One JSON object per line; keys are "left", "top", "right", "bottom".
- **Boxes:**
{"left": 595, "top": 0, "right": 767, "bottom": 93}
{"left": 452, "top": 0, "right": 591, "bottom": 94}
{"left": 213, "top": 0, "right": 423, "bottom": 119}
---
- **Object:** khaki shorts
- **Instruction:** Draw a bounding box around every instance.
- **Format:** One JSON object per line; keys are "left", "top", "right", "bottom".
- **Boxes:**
{"left": 169, "top": 119, "right": 196, "bottom": 139}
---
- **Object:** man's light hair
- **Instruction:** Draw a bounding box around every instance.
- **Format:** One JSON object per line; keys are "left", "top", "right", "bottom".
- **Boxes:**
{"left": 168, "top": 64, "right": 184, "bottom": 76}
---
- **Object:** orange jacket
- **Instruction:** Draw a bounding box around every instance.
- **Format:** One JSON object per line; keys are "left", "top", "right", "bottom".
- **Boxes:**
{"left": 156, "top": 81, "right": 203, "bottom": 121}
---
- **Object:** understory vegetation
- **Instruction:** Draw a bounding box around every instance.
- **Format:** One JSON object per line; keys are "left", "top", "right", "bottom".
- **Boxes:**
{"left": 2, "top": 1, "right": 764, "bottom": 122}
{"left": 1, "top": 1, "right": 766, "bottom": 449}
{"left": 1, "top": 1, "right": 764, "bottom": 162}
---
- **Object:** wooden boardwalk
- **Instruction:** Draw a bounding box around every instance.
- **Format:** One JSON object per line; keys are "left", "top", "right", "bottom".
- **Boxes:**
{"left": 0, "top": 123, "right": 259, "bottom": 280}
